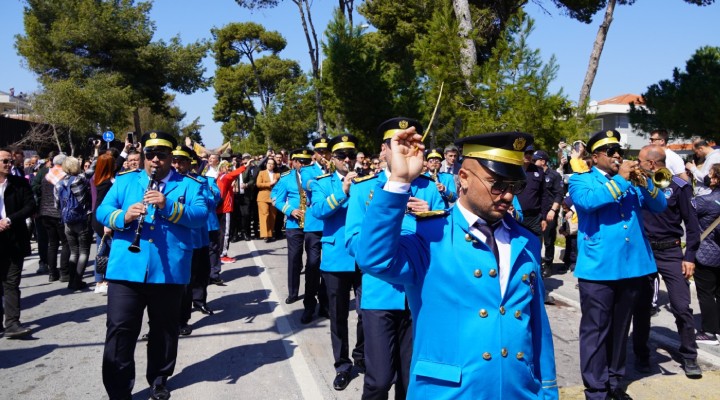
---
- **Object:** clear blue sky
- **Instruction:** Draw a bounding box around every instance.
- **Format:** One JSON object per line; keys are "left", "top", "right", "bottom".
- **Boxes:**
{"left": 2, "top": 0, "right": 719, "bottom": 148}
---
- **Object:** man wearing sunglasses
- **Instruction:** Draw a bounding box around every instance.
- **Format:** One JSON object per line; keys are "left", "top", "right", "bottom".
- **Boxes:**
{"left": 345, "top": 118, "right": 446, "bottom": 397}
{"left": 568, "top": 130, "right": 667, "bottom": 400}
{"left": 0, "top": 148, "right": 36, "bottom": 338}
{"left": 354, "top": 129, "right": 557, "bottom": 399}
{"left": 97, "top": 131, "right": 208, "bottom": 400}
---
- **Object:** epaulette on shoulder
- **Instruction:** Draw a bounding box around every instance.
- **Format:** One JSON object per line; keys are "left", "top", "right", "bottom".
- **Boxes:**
{"left": 183, "top": 174, "right": 202, "bottom": 183}
{"left": 353, "top": 174, "right": 378, "bottom": 184}
{"left": 316, "top": 173, "right": 332, "bottom": 180}
{"left": 280, "top": 170, "right": 292, "bottom": 178}
{"left": 410, "top": 210, "right": 449, "bottom": 219}
{"left": 672, "top": 175, "right": 688, "bottom": 188}
{"left": 117, "top": 168, "right": 140, "bottom": 176}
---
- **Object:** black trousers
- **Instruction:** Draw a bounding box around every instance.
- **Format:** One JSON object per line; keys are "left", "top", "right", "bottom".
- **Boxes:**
{"left": 285, "top": 229, "right": 325, "bottom": 311}
{"left": 208, "top": 230, "right": 221, "bottom": 280}
{"left": 103, "top": 281, "right": 184, "bottom": 400}
{"left": 35, "top": 216, "right": 48, "bottom": 265}
{"left": 578, "top": 276, "right": 644, "bottom": 400}
{"left": 362, "top": 308, "right": 413, "bottom": 400}
{"left": 181, "top": 246, "right": 211, "bottom": 325}
{"left": 562, "top": 234, "right": 578, "bottom": 269}
{"left": 542, "top": 215, "right": 558, "bottom": 265}
{"left": 41, "top": 215, "right": 70, "bottom": 278}
{"left": 0, "top": 247, "right": 25, "bottom": 328}
{"left": 231, "top": 194, "right": 252, "bottom": 238}
{"left": 323, "top": 269, "right": 364, "bottom": 373}
{"left": 632, "top": 246, "right": 697, "bottom": 360}
{"left": 694, "top": 262, "right": 720, "bottom": 334}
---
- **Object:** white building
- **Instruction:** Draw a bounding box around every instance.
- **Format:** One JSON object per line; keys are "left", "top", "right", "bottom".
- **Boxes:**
{"left": 586, "top": 94, "right": 648, "bottom": 151}
{"left": 0, "top": 89, "right": 33, "bottom": 119}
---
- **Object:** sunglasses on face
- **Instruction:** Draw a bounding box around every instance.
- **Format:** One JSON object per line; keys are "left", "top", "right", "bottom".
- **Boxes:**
{"left": 0, "top": 158, "right": 12, "bottom": 165}
{"left": 144, "top": 150, "right": 170, "bottom": 160}
{"left": 467, "top": 168, "right": 527, "bottom": 195}
{"left": 598, "top": 146, "right": 624, "bottom": 158}
{"left": 333, "top": 151, "right": 357, "bottom": 160}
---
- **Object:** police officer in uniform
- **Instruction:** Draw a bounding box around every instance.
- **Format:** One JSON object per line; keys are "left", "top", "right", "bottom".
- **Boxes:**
{"left": 354, "top": 128, "right": 558, "bottom": 399}
{"left": 425, "top": 148, "right": 458, "bottom": 207}
{"left": 312, "top": 137, "right": 332, "bottom": 173}
{"left": 568, "top": 130, "right": 667, "bottom": 400}
{"left": 272, "top": 149, "right": 325, "bottom": 321}
{"left": 310, "top": 134, "right": 366, "bottom": 391}
{"left": 532, "top": 150, "right": 564, "bottom": 274}
{"left": 632, "top": 144, "right": 702, "bottom": 377}
{"left": 172, "top": 145, "right": 220, "bottom": 335}
{"left": 346, "top": 119, "right": 445, "bottom": 399}
{"left": 97, "top": 131, "right": 208, "bottom": 400}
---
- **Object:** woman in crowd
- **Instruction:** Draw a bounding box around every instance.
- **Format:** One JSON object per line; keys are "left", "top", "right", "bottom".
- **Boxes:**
{"left": 256, "top": 158, "right": 278, "bottom": 243}
{"left": 37, "top": 154, "right": 70, "bottom": 282}
{"left": 90, "top": 153, "right": 115, "bottom": 294}
{"left": 694, "top": 163, "right": 720, "bottom": 344}
{"left": 54, "top": 156, "right": 93, "bottom": 291}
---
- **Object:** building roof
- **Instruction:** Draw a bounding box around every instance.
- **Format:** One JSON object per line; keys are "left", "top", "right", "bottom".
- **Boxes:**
{"left": 597, "top": 94, "right": 644, "bottom": 106}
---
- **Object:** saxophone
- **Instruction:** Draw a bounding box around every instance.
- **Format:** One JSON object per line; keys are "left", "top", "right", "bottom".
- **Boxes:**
{"left": 299, "top": 188, "right": 307, "bottom": 229}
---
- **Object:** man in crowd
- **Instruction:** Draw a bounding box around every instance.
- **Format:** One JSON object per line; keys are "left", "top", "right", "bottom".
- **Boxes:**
{"left": 569, "top": 130, "right": 667, "bottom": 400}
{"left": 686, "top": 138, "right": 720, "bottom": 196}
{"left": 647, "top": 129, "right": 689, "bottom": 182}
{"left": 0, "top": 147, "right": 37, "bottom": 338}
{"left": 97, "top": 131, "right": 208, "bottom": 400}
{"left": 533, "top": 150, "right": 564, "bottom": 274}
{"left": 355, "top": 128, "right": 558, "bottom": 399}
{"left": 632, "top": 144, "right": 702, "bottom": 378}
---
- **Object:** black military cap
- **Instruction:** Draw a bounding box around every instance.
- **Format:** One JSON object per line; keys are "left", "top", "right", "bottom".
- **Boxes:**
{"left": 587, "top": 129, "right": 621, "bottom": 153}
{"left": 532, "top": 150, "right": 550, "bottom": 161}
{"left": 328, "top": 134, "right": 358, "bottom": 154}
{"left": 171, "top": 145, "right": 195, "bottom": 160}
{"left": 455, "top": 132, "right": 534, "bottom": 181}
{"left": 141, "top": 131, "right": 177, "bottom": 150}
{"left": 377, "top": 117, "right": 423, "bottom": 141}
{"left": 426, "top": 148, "right": 443, "bottom": 160}
{"left": 312, "top": 137, "right": 330, "bottom": 150}
{"left": 290, "top": 148, "right": 313, "bottom": 160}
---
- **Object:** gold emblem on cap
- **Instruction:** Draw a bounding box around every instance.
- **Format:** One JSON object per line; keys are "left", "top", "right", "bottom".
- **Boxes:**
{"left": 176, "top": 145, "right": 182, "bottom": 150}
{"left": 399, "top": 120, "right": 409, "bottom": 129}
{"left": 342, "top": 136, "right": 348, "bottom": 142}
{"left": 513, "top": 137, "right": 526, "bottom": 151}
{"left": 606, "top": 130, "right": 613, "bottom": 137}
{"left": 303, "top": 150, "right": 308, "bottom": 155}
{"left": 321, "top": 138, "right": 327, "bottom": 143}
{"left": 150, "top": 132, "right": 157, "bottom": 139}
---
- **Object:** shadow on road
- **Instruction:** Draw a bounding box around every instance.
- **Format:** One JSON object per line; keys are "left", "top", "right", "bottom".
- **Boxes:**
{"left": 192, "top": 289, "right": 275, "bottom": 331}
{"left": 0, "top": 344, "right": 59, "bottom": 369}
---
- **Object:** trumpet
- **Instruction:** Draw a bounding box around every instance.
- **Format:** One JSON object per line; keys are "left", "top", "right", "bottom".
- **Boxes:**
{"left": 128, "top": 168, "right": 157, "bottom": 253}
{"left": 629, "top": 166, "right": 672, "bottom": 189}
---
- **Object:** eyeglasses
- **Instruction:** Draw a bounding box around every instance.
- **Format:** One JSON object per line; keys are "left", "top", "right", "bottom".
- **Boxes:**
{"left": 0, "top": 158, "right": 12, "bottom": 165}
{"left": 465, "top": 167, "right": 527, "bottom": 195}
{"left": 144, "top": 150, "right": 170, "bottom": 160}
{"left": 333, "top": 151, "right": 357, "bottom": 160}
{"left": 649, "top": 137, "right": 664, "bottom": 143}
{"left": 596, "top": 146, "right": 624, "bottom": 158}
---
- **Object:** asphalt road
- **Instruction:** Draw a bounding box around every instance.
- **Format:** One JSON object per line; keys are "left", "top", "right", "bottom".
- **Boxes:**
{"left": 1, "top": 239, "right": 719, "bottom": 399}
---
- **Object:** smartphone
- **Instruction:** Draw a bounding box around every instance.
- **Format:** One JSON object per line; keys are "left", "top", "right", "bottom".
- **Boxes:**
{"left": 573, "top": 141, "right": 585, "bottom": 153}
{"left": 127, "top": 132, "right": 135, "bottom": 144}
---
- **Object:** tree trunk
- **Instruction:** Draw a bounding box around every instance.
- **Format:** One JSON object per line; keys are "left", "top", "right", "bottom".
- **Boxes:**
{"left": 578, "top": 0, "right": 616, "bottom": 113}
{"left": 67, "top": 128, "right": 75, "bottom": 156}
{"left": 294, "top": 0, "right": 326, "bottom": 135}
{"left": 52, "top": 124, "right": 62, "bottom": 152}
{"left": 453, "top": 0, "right": 476, "bottom": 92}
{"left": 133, "top": 108, "right": 142, "bottom": 135}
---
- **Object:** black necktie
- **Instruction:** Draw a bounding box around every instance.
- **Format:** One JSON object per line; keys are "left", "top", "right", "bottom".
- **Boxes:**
{"left": 477, "top": 223, "right": 499, "bottom": 267}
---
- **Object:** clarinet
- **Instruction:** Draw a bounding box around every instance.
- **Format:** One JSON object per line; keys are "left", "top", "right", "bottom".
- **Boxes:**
{"left": 128, "top": 168, "right": 157, "bottom": 253}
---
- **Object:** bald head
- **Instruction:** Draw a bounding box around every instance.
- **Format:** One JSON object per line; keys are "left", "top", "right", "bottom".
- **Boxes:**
{"left": 640, "top": 145, "right": 666, "bottom": 166}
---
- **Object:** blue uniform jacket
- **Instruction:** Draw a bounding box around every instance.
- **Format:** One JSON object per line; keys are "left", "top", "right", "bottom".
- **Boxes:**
{"left": 97, "top": 169, "right": 208, "bottom": 284}
{"left": 346, "top": 172, "right": 445, "bottom": 310}
{"left": 425, "top": 171, "right": 458, "bottom": 206}
{"left": 186, "top": 172, "right": 220, "bottom": 248}
{"left": 568, "top": 167, "right": 667, "bottom": 280}
{"left": 355, "top": 189, "right": 558, "bottom": 399}
{"left": 272, "top": 167, "right": 322, "bottom": 232}
{"left": 205, "top": 176, "right": 221, "bottom": 232}
{"left": 309, "top": 172, "right": 355, "bottom": 272}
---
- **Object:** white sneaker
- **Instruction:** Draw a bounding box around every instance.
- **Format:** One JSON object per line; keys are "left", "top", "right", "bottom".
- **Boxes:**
{"left": 95, "top": 282, "right": 108, "bottom": 295}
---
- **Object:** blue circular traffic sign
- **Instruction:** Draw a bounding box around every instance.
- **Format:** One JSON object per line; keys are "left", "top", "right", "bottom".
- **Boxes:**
{"left": 102, "top": 131, "right": 115, "bottom": 142}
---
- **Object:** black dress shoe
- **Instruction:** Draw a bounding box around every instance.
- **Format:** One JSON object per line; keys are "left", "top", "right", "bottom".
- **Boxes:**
{"left": 318, "top": 308, "right": 330, "bottom": 319}
{"left": 285, "top": 296, "right": 299, "bottom": 304}
{"left": 209, "top": 278, "right": 225, "bottom": 286}
{"left": 179, "top": 325, "right": 192, "bottom": 336}
{"left": 300, "top": 309, "right": 314, "bottom": 324}
{"left": 36, "top": 264, "right": 49, "bottom": 274}
{"left": 683, "top": 358, "right": 702, "bottom": 378}
{"left": 48, "top": 274, "right": 59, "bottom": 282}
{"left": 149, "top": 384, "right": 170, "bottom": 400}
{"left": 265, "top": 238, "right": 275, "bottom": 243}
{"left": 333, "top": 371, "right": 350, "bottom": 391}
{"left": 634, "top": 357, "right": 650, "bottom": 373}
{"left": 4, "top": 324, "right": 31, "bottom": 338}
{"left": 193, "top": 305, "right": 214, "bottom": 315}
{"left": 609, "top": 388, "right": 633, "bottom": 400}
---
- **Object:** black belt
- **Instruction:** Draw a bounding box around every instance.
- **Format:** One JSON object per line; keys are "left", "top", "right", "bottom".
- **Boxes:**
{"left": 650, "top": 239, "right": 680, "bottom": 251}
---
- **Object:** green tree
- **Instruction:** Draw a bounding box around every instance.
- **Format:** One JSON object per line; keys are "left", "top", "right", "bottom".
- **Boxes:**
{"left": 15, "top": 0, "right": 209, "bottom": 136}
{"left": 629, "top": 46, "right": 720, "bottom": 140}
